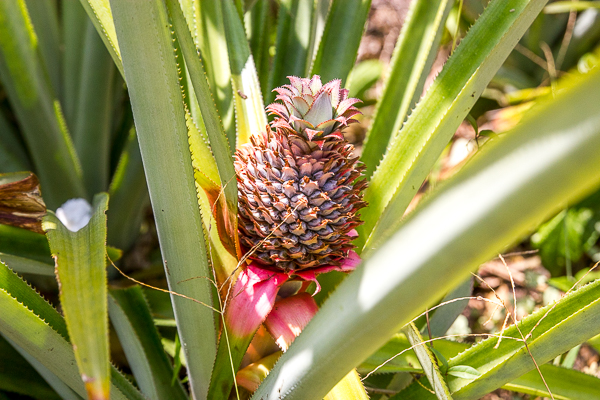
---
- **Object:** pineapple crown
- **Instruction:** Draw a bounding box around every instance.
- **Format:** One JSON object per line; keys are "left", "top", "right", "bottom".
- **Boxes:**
{"left": 266, "top": 75, "right": 361, "bottom": 146}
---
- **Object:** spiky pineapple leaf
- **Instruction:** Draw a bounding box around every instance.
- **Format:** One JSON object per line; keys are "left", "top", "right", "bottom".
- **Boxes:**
{"left": 43, "top": 193, "right": 110, "bottom": 400}
{"left": 266, "top": 0, "right": 314, "bottom": 104}
{"left": 0, "top": 261, "right": 143, "bottom": 399}
{"left": 402, "top": 323, "right": 452, "bottom": 400}
{"left": 0, "top": 0, "right": 86, "bottom": 208}
{"left": 182, "top": 0, "right": 236, "bottom": 150}
{"left": 358, "top": 0, "right": 551, "bottom": 253}
{"left": 310, "top": 0, "right": 371, "bottom": 85}
{"left": 61, "top": 0, "right": 88, "bottom": 124}
{"left": 360, "top": 0, "right": 453, "bottom": 180}
{"left": 106, "top": 129, "right": 149, "bottom": 250}
{"left": 502, "top": 364, "right": 600, "bottom": 399}
{"left": 252, "top": 66, "right": 600, "bottom": 400}
{"left": 222, "top": 0, "right": 268, "bottom": 148}
{"left": 5, "top": 336, "right": 81, "bottom": 400}
{"left": 358, "top": 335, "right": 467, "bottom": 375}
{"left": 0, "top": 252, "right": 54, "bottom": 276}
{"left": 0, "top": 108, "right": 31, "bottom": 173}
{"left": 23, "top": 0, "right": 61, "bottom": 96}
{"left": 76, "top": 0, "right": 123, "bottom": 76}
{"left": 108, "top": 286, "right": 188, "bottom": 400}
{"left": 165, "top": 0, "right": 238, "bottom": 233}
{"left": 110, "top": 1, "right": 217, "bottom": 397}
{"left": 246, "top": 0, "right": 273, "bottom": 95}
{"left": 71, "top": 22, "right": 116, "bottom": 196}
{"left": 394, "top": 278, "right": 600, "bottom": 399}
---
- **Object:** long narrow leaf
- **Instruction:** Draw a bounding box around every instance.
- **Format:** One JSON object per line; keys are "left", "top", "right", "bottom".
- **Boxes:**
{"left": 166, "top": 0, "right": 240, "bottom": 253}
{"left": 448, "top": 281, "right": 600, "bottom": 398}
{"left": 43, "top": 193, "right": 110, "bottom": 400}
{"left": 503, "top": 364, "right": 600, "bottom": 399}
{"left": 247, "top": 0, "right": 273, "bottom": 96}
{"left": 403, "top": 323, "right": 452, "bottom": 400}
{"left": 0, "top": 335, "right": 62, "bottom": 399}
{"left": 310, "top": 0, "right": 371, "bottom": 85}
{"left": 106, "top": 129, "right": 149, "bottom": 250}
{"left": 360, "top": 0, "right": 453, "bottom": 179}
{"left": 0, "top": 252, "right": 54, "bottom": 276}
{"left": 77, "top": 0, "right": 123, "bottom": 76}
{"left": 222, "top": 0, "right": 268, "bottom": 147}
{"left": 24, "top": 0, "right": 61, "bottom": 97}
{"left": 110, "top": 1, "right": 217, "bottom": 397}
{"left": 252, "top": 66, "right": 600, "bottom": 400}
{"left": 0, "top": 0, "right": 86, "bottom": 208}
{"left": 0, "top": 110, "right": 30, "bottom": 172}
{"left": 358, "top": 0, "right": 550, "bottom": 252}
{"left": 108, "top": 287, "right": 188, "bottom": 400}
{"left": 188, "top": 0, "right": 236, "bottom": 150}
{"left": 73, "top": 21, "right": 116, "bottom": 196}
{"left": 61, "top": 0, "right": 87, "bottom": 125}
{"left": 267, "top": 0, "right": 314, "bottom": 103}
{"left": 5, "top": 336, "right": 82, "bottom": 400}
{"left": 395, "top": 279, "right": 600, "bottom": 399}
{"left": 0, "top": 262, "right": 144, "bottom": 400}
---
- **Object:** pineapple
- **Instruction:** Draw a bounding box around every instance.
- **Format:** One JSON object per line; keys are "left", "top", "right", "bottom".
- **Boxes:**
{"left": 234, "top": 76, "right": 366, "bottom": 273}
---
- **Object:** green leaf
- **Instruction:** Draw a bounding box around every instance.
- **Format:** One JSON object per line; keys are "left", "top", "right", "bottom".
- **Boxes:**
{"left": 503, "top": 364, "right": 600, "bottom": 399}
{"left": 252, "top": 67, "right": 600, "bottom": 400}
{"left": 43, "top": 193, "right": 110, "bottom": 400}
{"left": 0, "top": 225, "right": 52, "bottom": 264}
{"left": 222, "top": 0, "right": 268, "bottom": 147}
{"left": 266, "top": 0, "right": 314, "bottom": 104}
{"left": 403, "top": 323, "right": 453, "bottom": 400}
{"left": 246, "top": 0, "right": 273, "bottom": 96}
{"left": 445, "top": 278, "right": 600, "bottom": 399}
{"left": 0, "top": 0, "right": 86, "bottom": 208}
{"left": 310, "top": 0, "right": 371, "bottom": 85}
{"left": 0, "top": 261, "right": 143, "bottom": 400}
{"left": 544, "top": 1, "right": 600, "bottom": 13}
{"left": 360, "top": 0, "right": 453, "bottom": 179}
{"left": 61, "top": 0, "right": 88, "bottom": 125}
{"left": 358, "top": 0, "right": 550, "bottom": 253}
{"left": 77, "top": 0, "right": 123, "bottom": 76}
{"left": 532, "top": 188, "right": 600, "bottom": 276}
{"left": 166, "top": 0, "right": 238, "bottom": 214}
{"left": 0, "top": 335, "right": 62, "bottom": 399}
{"left": 110, "top": 1, "right": 217, "bottom": 397}
{"left": 108, "top": 287, "right": 188, "bottom": 400}
{"left": 347, "top": 59, "right": 383, "bottom": 102}
{"left": 0, "top": 252, "right": 54, "bottom": 276}
{"left": 72, "top": 21, "right": 116, "bottom": 196}
{"left": 166, "top": 0, "right": 240, "bottom": 259}
{"left": 23, "top": 0, "right": 61, "bottom": 97}
{"left": 422, "top": 278, "right": 472, "bottom": 339}
{"left": 359, "top": 335, "right": 467, "bottom": 375}
{"left": 446, "top": 366, "right": 481, "bottom": 380}
{"left": 106, "top": 129, "right": 149, "bottom": 250}
{"left": 0, "top": 109, "right": 31, "bottom": 173}
{"left": 185, "top": 0, "right": 236, "bottom": 150}
{"left": 5, "top": 336, "right": 82, "bottom": 400}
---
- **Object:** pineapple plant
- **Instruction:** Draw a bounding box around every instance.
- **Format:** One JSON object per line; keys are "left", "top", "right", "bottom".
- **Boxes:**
{"left": 235, "top": 75, "right": 366, "bottom": 273}
{"left": 1, "top": 1, "right": 600, "bottom": 400}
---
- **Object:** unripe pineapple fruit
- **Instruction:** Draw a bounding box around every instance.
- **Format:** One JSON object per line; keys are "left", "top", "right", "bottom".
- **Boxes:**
{"left": 235, "top": 76, "right": 366, "bottom": 272}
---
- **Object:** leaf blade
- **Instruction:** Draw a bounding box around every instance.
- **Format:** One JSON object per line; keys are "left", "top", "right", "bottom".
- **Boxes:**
{"left": 110, "top": 1, "right": 218, "bottom": 397}
{"left": 43, "top": 193, "right": 110, "bottom": 400}
{"left": 360, "top": 0, "right": 453, "bottom": 179}
{"left": 359, "top": 0, "right": 550, "bottom": 252}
